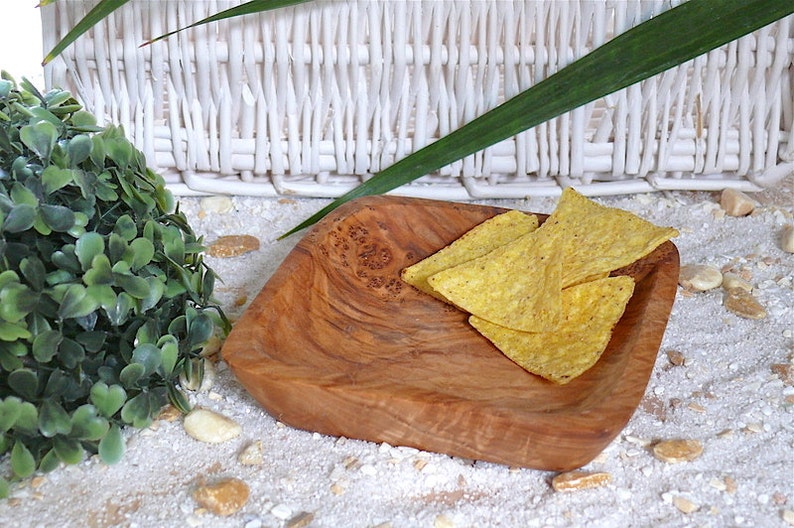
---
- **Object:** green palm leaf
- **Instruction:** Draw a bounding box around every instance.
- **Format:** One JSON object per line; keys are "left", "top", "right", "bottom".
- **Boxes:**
{"left": 281, "top": 0, "right": 793, "bottom": 238}
{"left": 142, "top": 0, "right": 312, "bottom": 46}
{"left": 41, "top": 0, "right": 132, "bottom": 66}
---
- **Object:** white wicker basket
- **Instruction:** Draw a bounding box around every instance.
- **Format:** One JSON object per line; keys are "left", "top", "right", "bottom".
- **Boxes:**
{"left": 43, "top": 1, "right": 793, "bottom": 197}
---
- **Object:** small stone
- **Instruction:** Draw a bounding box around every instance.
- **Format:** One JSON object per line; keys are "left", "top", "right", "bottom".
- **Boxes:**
{"left": 652, "top": 439, "right": 703, "bottom": 463}
{"left": 270, "top": 503, "right": 293, "bottom": 520}
{"left": 551, "top": 471, "right": 612, "bottom": 492}
{"left": 723, "top": 288, "right": 766, "bottom": 320}
{"left": 722, "top": 272, "right": 753, "bottom": 292}
{"left": 286, "top": 511, "right": 315, "bottom": 528}
{"left": 238, "top": 441, "right": 264, "bottom": 466}
{"left": 434, "top": 514, "right": 455, "bottom": 528}
{"left": 781, "top": 225, "right": 794, "bottom": 253}
{"left": 200, "top": 196, "right": 234, "bottom": 215}
{"left": 208, "top": 235, "right": 260, "bottom": 258}
{"left": 157, "top": 404, "right": 183, "bottom": 422}
{"left": 666, "top": 350, "right": 686, "bottom": 366}
{"left": 771, "top": 364, "right": 794, "bottom": 385}
{"left": 783, "top": 509, "right": 794, "bottom": 526}
{"left": 673, "top": 496, "right": 699, "bottom": 514}
{"left": 184, "top": 408, "right": 242, "bottom": 443}
{"left": 719, "top": 188, "right": 756, "bottom": 216}
{"left": 679, "top": 264, "right": 723, "bottom": 291}
{"left": 193, "top": 478, "right": 249, "bottom": 516}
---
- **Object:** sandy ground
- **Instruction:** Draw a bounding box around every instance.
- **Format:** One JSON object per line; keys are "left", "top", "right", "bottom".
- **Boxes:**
{"left": 0, "top": 179, "right": 792, "bottom": 528}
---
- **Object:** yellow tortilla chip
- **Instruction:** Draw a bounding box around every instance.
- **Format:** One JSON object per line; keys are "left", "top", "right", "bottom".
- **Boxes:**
{"left": 401, "top": 210, "right": 538, "bottom": 300}
{"left": 469, "top": 275, "right": 635, "bottom": 384}
{"left": 544, "top": 188, "right": 678, "bottom": 287}
{"left": 427, "top": 225, "right": 563, "bottom": 332}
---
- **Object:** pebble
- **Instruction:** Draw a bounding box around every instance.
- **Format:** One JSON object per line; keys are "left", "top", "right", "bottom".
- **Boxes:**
{"left": 781, "top": 225, "right": 794, "bottom": 253}
{"left": 673, "top": 496, "right": 699, "bottom": 514}
{"left": 783, "top": 509, "right": 794, "bottom": 525}
{"left": 723, "top": 288, "right": 767, "bottom": 320}
{"left": 200, "top": 196, "right": 234, "bottom": 215}
{"left": 679, "top": 264, "right": 723, "bottom": 291}
{"left": 183, "top": 408, "right": 242, "bottom": 443}
{"left": 719, "top": 188, "right": 756, "bottom": 216}
{"left": 238, "top": 441, "right": 265, "bottom": 466}
{"left": 666, "top": 350, "right": 686, "bottom": 366}
{"left": 652, "top": 439, "right": 703, "bottom": 463}
{"left": 286, "top": 511, "right": 315, "bottom": 528}
{"left": 208, "top": 235, "right": 260, "bottom": 258}
{"left": 193, "top": 478, "right": 250, "bottom": 516}
{"left": 721, "top": 272, "right": 753, "bottom": 292}
{"left": 551, "top": 471, "right": 612, "bottom": 492}
{"left": 771, "top": 364, "right": 794, "bottom": 385}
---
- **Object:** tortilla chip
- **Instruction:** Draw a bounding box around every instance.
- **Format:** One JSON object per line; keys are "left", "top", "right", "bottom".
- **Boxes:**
{"left": 427, "top": 225, "right": 563, "bottom": 332}
{"left": 544, "top": 188, "right": 678, "bottom": 287}
{"left": 401, "top": 210, "right": 538, "bottom": 300}
{"left": 469, "top": 276, "right": 635, "bottom": 384}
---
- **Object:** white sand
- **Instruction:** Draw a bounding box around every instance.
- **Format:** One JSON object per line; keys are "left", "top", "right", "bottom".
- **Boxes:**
{"left": 1, "top": 183, "right": 792, "bottom": 527}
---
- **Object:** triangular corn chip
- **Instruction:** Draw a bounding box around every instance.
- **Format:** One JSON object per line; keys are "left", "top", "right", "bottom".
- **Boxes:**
{"left": 401, "top": 210, "right": 538, "bottom": 300}
{"left": 469, "top": 276, "right": 635, "bottom": 384}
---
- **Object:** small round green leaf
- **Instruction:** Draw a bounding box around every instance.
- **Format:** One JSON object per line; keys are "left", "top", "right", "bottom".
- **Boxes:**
{"left": 57, "top": 284, "right": 100, "bottom": 320}
{"left": 3, "top": 204, "right": 36, "bottom": 233}
{"left": 10, "top": 441, "right": 36, "bottom": 478}
{"left": 19, "top": 121, "right": 58, "bottom": 160}
{"left": 98, "top": 424, "right": 125, "bottom": 465}
{"left": 66, "top": 135, "right": 93, "bottom": 166}
{"left": 119, "top": 362, "right": 145, "bottom": 388}
{"left": 52, "top": 435, "right": 83, "bottom": 465}
{"left": 32, "top": 329, "right": 62, "bottom": 363}
{"left": 90, "top": 382, "right": 127, "bottom": 418}
{"left": 120, "top": 392, "right": 154, "bottom": 428}
{"left": 41, "top": 166, "right": 75, "bottom": 194}
{"left": 38, "top": 399, "right": 72, "bottom": 438}
{"left": 129, "top": 238, "right": 155, "bottom": 270}
{"left": 70, "top": 404, "right": 109, "bottom": 441}
{"left": 7, "top": 368, "right": 38, "bottom": 400}
{"left": 75, "top": 232, "right": 105, "bottom": 271}
{"left": 0, "top": 397, "right": 22, "bottom": 433}
{"left": 39, "top": 204, "right": 76, "bottom": 232}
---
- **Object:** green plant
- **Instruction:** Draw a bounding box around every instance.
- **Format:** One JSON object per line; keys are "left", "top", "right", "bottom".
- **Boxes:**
{"left": 39, "top": 0, "right": 794, "bottom": 238}
{"left": 0, "top": 75, "right": 227, "bottom": 497}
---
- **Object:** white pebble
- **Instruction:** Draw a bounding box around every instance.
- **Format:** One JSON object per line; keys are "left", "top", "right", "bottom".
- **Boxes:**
{"left": 183, "top": 408, "right": 242, "bottom": 443}
{"left": 679, "top": 264, "right": 723, "bottom": 291}
{"left": 270, "top": 503, "right": 293, "bottom": 520}
{"left": 200, "top": 196, "right": 234, "bottom": 214}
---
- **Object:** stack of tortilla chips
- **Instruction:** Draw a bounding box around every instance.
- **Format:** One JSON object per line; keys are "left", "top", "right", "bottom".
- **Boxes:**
{"left": 401, "top": 188, "right": 678, "bottom": 384}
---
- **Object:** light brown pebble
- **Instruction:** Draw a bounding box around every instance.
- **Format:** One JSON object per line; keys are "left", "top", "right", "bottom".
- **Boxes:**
{"left": 679, "top": 264, "right": 723, "bottom": 291}
{"left": 673, "top": 496, "right": 699, "bottom": 514}
{"left": 723, "top": 287, "right": 766, "bottom": 320}
{"left": 157, "top": 404, "right": 183, "bottom": 422}
{"left": 184, "top": 408, "right": 242, "bottom": 443}
{"left": 722, "top": 272, "right": 753, "bottom": 292}
{"left": 781, "top": 225, "right": 794, "bottom": 254}
{"left": 653, "top": 439, "right": 703, "bottom": 463}
{"left": 666, "top": 350, "right": 686, "bottom": 366}
{"left": 719, "top": 188, "right": 756, "bottom": 216}
{"left": 237, "top": 441, "right": 264, "bottom": 466}
{"left": 193, "top": 478, "right": 249, "bottom": 516}
{"left": 551, "top": 471, "right": 612, "bottom": 492}
{"left": 208, "top": 235, "right": 260, "bottom": 258}
{"left": 771, "top": 364, "right": 794, "bottom": 385}
{"left": 287, "top": 511, "right": 316, "bottom": 528}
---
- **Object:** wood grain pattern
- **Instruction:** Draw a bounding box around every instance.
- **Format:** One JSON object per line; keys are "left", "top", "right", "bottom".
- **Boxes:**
{"left": 222, "top": 195, "right": 680, "bottom": 471}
